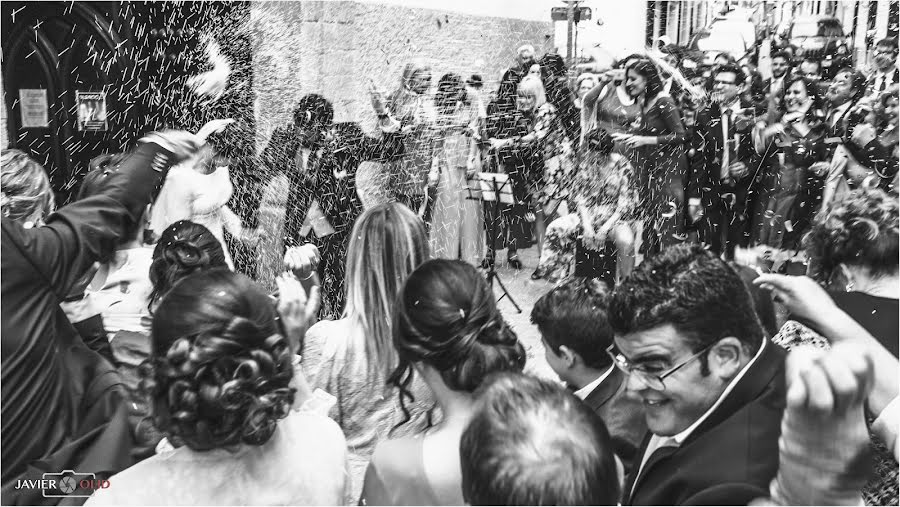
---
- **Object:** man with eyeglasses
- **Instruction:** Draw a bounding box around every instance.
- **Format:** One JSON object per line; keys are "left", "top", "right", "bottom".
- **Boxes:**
{"left": 687, "top": 64, "right": 761, "bottom": 261}
{"left": 866, "top": 37, "right": 899, "bottom": 98}
{"left": 608, "top": 244, "right": 786, "bottom": 505}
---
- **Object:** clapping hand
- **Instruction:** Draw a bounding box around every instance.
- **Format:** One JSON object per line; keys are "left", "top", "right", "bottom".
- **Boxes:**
{"left": 728, "top": 161, "right": 749, "bottom": 179}
{"left": 284, "top": 244, "right": 321, "bottom": 280}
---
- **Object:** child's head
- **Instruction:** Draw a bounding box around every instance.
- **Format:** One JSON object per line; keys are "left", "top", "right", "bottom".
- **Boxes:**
{"left": 531, "top": 278, "right": 614, "bottom": 385}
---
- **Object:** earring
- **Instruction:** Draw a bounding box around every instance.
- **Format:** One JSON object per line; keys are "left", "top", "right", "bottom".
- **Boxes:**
{"left": 845, "top": 280, "right": 855, "bottom": 292}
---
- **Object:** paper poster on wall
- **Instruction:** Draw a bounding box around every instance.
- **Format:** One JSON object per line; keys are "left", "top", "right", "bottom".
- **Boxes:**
{"left": 76, "top": 91, "right": 109, "bottom": 131}
{"left": 19, "top": 89, "right": 49, "bottom": 128}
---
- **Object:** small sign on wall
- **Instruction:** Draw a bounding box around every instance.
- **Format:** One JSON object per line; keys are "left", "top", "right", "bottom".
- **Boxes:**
{"left": 19, "top": 89, "right": 48, "bottom": 128}
{"left": 76, "top": 91, "right": 108, "bottom": 132}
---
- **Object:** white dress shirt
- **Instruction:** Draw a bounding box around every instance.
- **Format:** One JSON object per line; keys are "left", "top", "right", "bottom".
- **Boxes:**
{"left": 828, "top": 101, "right": 852, "bottom": 129}
{"left": 573, "top": 365, "right": 616, "bottom": 400}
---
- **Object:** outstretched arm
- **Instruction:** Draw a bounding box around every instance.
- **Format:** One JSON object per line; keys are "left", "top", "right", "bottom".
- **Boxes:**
{"left": 4, "top": 133, "right": 197, "bottom": 297}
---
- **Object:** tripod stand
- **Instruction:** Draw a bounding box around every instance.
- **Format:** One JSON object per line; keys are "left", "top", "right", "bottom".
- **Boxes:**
{"left": 473, "top": 173, "right": 522, "bottom": 313}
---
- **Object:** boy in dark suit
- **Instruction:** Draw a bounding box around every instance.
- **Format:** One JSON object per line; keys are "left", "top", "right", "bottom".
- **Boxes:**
{"left": 531, "top": 277, "right": 647, "bottom": 474}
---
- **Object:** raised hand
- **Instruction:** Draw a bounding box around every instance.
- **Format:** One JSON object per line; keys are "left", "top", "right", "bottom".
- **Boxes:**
{"left": 186, "top": 36, "right": 231, "bottom": 103}
{"left": 275, "top": 272, "right": 321, "bottom": 354}
{"left": 283, "top": 244, "right": 321, "bottom": 280}
{"left": 196, "top": 118, "right": 235, "bottom": 141}
{"left": 753, "top": 274, "right": 838, "bottom": 323}
{"left": 140, "top": 130, "right": 204, "bottom": 163}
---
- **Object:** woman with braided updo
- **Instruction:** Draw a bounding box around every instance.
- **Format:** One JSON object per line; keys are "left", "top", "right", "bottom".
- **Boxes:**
{"left": 359, "top": 259, "right": 526, "bottom": 505}
{"left": 86, "top": 270, "right": 347, "bottom": 505}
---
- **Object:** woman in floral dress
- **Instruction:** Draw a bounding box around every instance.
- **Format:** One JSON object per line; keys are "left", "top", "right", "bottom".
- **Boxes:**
{"left": 534, "top": 127, "right": 636, "bottom": 283}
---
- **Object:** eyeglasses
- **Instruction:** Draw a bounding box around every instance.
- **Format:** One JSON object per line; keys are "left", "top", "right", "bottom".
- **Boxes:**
{"left": 713, "top": 79, "right": 737, "bottom": 86}
{"left": 606, "top": 342, "right": 715, "bottom": 391}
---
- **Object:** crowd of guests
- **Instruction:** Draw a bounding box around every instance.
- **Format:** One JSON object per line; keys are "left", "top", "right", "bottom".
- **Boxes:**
{"left": 1, "top": 33, "right": 898, "bottom": 507}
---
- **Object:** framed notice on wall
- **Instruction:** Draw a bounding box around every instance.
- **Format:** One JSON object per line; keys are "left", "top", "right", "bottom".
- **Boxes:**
{"left": 19, "top": 89, "right": 49, "bottom": 128}
{"left": 76, "top": 91, "right": 109, "bottom": 132}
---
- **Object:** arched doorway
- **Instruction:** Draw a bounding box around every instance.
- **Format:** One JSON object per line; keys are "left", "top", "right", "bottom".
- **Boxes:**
{"left": 2, "top": 1, "right": 137, "bottom": 204}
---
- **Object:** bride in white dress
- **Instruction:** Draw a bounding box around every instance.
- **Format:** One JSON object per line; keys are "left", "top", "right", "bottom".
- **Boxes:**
{"left": 149, "top": 120, "right": 257, "bottom": 269}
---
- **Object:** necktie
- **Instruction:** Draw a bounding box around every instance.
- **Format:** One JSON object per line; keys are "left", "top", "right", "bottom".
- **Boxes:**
{"left": 721, "top": 109, "right": 733, "bottom": 181}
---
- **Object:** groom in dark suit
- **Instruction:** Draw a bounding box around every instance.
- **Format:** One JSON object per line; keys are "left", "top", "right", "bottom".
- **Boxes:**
{"left": 261, "top": 94, "right": 404, "bottom": 318}
{"left": 531, "top": 277, "right": 646, "bottom": 475}
{"left": 688, "top": 64, "right": 762, "bottom": 260}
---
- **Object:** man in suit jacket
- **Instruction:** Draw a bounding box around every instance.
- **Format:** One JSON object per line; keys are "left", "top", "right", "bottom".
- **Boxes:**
{"left": 824, "top": 68, "right": 867, "bottom": 139}
{"left": 1, "top": 132, "right": 199, "bottom": 503}
{"left": 531, "top": 277, "right": 647, "bottom": 474}
{"left": 261, "top": 94, "right": 404, "bottom": 318}
{"left": 866, "top": 37, "right": 899, "bottom": 99}
{"left": 688, "top": 64, "right": 761, "bottom": 260}
{"left": 757, "top": 50, "right": 792, "bottom": 118}
{"left": 609, "top": 244, "right": 785, "bottom": 505}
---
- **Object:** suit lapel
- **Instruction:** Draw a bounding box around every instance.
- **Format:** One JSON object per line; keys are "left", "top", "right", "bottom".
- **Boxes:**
{"left": 624, "top": 441, "right": 679, "bottom": 505}
{"left": 583, "top": 367, "right": 624, "bottom": 412}
{"left": 681, "top": 339, "right": 785, "bottom": 449}
{"left": 623, "top": 340, "right": 786, "bottom": 504}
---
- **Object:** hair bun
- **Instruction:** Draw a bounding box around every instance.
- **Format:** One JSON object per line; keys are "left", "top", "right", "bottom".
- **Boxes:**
{"left": 443, "top": 316, "right": 525, "bottom": 393}
{"left": 167, "top": 240, "right": 211, "bottom": 269}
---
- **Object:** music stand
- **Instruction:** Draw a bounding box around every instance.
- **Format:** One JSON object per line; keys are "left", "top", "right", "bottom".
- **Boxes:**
{"left": 467, "top": 172, "right": 521, "bottom": 313}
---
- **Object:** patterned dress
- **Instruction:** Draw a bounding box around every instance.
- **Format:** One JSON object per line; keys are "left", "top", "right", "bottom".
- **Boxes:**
{"left": 429, "top": 101, "right": 486, "bottom": 265}
{"left": 508, "top": 102, "right": 575, "bottom": 214}
{"left": 536, "top": 153, "right": 636, "bottom": 281}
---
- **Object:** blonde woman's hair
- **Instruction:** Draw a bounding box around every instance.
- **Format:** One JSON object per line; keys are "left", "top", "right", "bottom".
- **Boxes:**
{"left": 517, "top": 75, "right": 547, "bottom": 109}
{"left": 343, "top": 202, "right": 429, "bottom": 379}
{"left": 1, "top": 149, "right": 55, "bottom": 225}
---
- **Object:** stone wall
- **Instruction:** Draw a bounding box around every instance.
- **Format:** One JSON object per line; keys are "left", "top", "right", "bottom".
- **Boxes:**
{"left": 251, "top": 1, "right": 554, "bottom": 150}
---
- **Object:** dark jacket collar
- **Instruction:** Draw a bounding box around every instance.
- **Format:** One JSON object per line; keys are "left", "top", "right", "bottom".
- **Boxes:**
{"left": 583, "top": 366, "right": 625, "bottom": 411}
{"left": 680, "top": 338, "right": 785, "bottom": 448}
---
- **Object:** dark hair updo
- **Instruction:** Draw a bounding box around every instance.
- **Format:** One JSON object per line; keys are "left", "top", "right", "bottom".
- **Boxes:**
{"left": 148, "top": 220, "right": 229, "bottom": 310}
{"left": 141, "top": 270, "right": 294, "bottom": 451}
{"left": 389, "top": 259, "right": 526, "bottom": 425}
